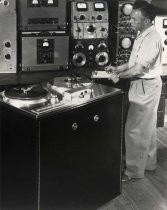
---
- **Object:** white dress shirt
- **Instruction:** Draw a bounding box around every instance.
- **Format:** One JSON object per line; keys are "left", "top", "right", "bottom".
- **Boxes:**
{"left": 129, "top": 25, "right": 162, "bottom": 79}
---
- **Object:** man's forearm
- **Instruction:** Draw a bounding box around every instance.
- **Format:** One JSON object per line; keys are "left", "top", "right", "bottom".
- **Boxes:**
{"left": 118, "top": 64, "right": 145, "bottom": 79}
{"left": 116, "top": 63, "right": 129, "bottom": 72}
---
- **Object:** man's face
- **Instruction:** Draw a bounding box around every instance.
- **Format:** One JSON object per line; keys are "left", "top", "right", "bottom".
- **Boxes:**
{"left": 130, "top": 9, "right": 145, "bottom": 32}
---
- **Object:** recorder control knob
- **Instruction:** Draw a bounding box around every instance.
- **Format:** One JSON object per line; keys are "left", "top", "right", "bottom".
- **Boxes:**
{"left": 94, "top": 115, "right": 100, "bottom": 122}
{"left": 72, "top": 123, "right": 78, "bottom": 131}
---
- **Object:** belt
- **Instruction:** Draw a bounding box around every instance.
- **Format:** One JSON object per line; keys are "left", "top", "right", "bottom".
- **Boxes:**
{"left": 131, "top": 77, "right": 155, "bottom": 81}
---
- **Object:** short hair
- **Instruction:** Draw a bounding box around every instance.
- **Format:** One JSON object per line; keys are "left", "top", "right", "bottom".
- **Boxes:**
{"left": 133, "top": 1, "right": 156, "bottom": 21}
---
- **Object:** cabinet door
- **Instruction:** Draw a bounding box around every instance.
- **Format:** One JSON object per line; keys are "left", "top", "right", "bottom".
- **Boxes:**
{"left": 40, "top": 94, "right": 123, "bottom": 210}
{"left": 0, "top": 106, "right": 38, "bottom": 210}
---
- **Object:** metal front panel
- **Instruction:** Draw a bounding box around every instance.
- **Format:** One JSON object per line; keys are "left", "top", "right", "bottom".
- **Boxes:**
{"left": 71, "top": 1, "right": 109, "bottom": 23}
{"left": 71, "top": 39, "right": 109, "bottom": 69}
{"left": 21, "top": 36, "right": 69, "bottom": 71}
{"left": 0, "top": 0, "right": 16, "bottom": 13}
{"left": 71, "top": 1, "right": 109, "bottom": 39}
{"left": 18, "top": 0, "right": 67, "bottom": 31}
{"left": 109, "top": 0, "right": 137, "bottom": 65}
{"left": 0, "top": 0, "right": 17, "bottom": 73}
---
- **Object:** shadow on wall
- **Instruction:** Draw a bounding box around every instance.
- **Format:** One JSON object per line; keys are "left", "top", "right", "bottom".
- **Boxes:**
{"left": 151, "top": 0, "right": 167, "bottom": 14}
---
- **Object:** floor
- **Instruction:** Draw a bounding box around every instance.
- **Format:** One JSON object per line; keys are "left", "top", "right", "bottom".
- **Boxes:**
{"left": 97, "top": 100, "right": 167, "bottom": 210}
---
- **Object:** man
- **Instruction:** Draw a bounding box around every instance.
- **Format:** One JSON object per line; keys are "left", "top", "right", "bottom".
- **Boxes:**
{"left": 105, "top": 1, "right": 162, "bottom": 181}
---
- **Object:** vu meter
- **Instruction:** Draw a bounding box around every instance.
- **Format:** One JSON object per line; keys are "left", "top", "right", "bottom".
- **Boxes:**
{"left": 94, "top": 2, "right": 105, "bottom": 11}
{"left": 76, "top": 2, "right": 88, "bottom": 11}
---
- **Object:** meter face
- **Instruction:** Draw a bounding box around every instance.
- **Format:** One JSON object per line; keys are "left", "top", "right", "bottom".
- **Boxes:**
{"left": 76, "top": 3, "right": 88, "bottom": 11}
{"left": 163, "top": 19, "right": 167, "bottom": 28}
{"left": 94, "top": 2, "right": 105, "bottom": 11}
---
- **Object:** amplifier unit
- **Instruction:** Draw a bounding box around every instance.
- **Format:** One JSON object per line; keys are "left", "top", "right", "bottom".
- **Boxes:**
{"left": 71, "top": 1, "right": 109, "bottom": 39}
{"left": 109, "top": 0, "right": 137, "bottom": 65}
{"left": 0, "top": 0, "right": 17, "bottom": 73}
{"left": 72, "top": 22, "right": 109, "bottom": 39}
{"left": 21, "top": 35, "right": 69, "bottom": 71}
{"left": 18, "top": 0, "right": 67, "bottom": 31}
{"left": 71, "top": 39, "right": 109, "bottom": 69}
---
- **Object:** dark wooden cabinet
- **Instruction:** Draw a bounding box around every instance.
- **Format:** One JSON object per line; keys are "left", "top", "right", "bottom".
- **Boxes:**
{"left": 0, "top": 91, "right": 124, "bottom": 210}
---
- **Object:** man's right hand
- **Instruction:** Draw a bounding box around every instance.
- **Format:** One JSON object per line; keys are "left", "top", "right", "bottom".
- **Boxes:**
{"left": 105, "top": 64, "right": 117, "bottom": 73}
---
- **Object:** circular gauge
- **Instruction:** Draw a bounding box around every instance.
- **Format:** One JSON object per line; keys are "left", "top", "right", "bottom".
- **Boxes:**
{"left": 121, "top": 38, "right": 132, "bottom": 49}
{"left": 122, "top": 3, "right": 133, "bottom": 16}
{"left": 95, "top": 52, "right": 109, "bottom": 66}
{"left": 73, "top": 53, "right": 86, "bottom": 67}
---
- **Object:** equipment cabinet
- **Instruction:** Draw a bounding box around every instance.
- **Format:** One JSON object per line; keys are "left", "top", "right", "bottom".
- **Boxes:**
{"left": 0, "top": 88, "right": 124, "bottom": 210}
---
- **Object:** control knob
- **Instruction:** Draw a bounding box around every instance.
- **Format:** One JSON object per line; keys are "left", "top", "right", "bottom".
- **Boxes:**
{"left": 3, "top": 0, "right": 9, "bottom": 6}
{"left": 87, "top": 24, "right": 96, "bottom": 34}
{"left": 98, "top": 42, "right": 107, "bottom": 50}
{"left": 76, "top": 27, "right": 81, "bottom": 33}
{"left": 75, "top": 42, "right": 84, "bottom": 51}
{"left": 5, "top": 54, "right": 11, "bottom": 60}
{"left": 88, "top": 44, "right": 94, "bottom": 51}
{"left": 100, "top": 27, "right": 106, "bottom": 32}
{"left": 97, "top": 15, "right": 103, "bottom": 21}
{"left": 5, "top": 41, "right": 11, "bottom": 48}
{"left": 79, "top": 15, "right": 85, "bottom": 21}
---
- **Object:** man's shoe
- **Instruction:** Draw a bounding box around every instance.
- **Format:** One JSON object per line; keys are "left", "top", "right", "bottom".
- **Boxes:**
{"left": 122, "top": 174, "right": 142, "bottom": 183}
{"left": 122, "top": 174, "right": 132, "bottom": 182}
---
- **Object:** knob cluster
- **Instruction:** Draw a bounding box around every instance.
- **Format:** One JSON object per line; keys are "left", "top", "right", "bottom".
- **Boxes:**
{"left": 4, "top": 41, "right": 12, "bottom": 60}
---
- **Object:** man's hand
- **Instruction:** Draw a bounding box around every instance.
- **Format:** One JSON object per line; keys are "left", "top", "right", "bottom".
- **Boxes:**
{"left": 108, "top": 71, "right": 120, "bottom": 83}
{"left": 105, "top": 64, "right": 117, "bottom": 73}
